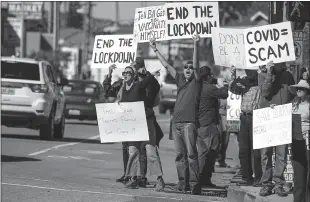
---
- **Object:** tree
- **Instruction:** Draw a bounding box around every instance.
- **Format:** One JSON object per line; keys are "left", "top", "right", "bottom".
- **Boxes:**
{"left": 66, "top": 2, "right": 84, "bottom": 29}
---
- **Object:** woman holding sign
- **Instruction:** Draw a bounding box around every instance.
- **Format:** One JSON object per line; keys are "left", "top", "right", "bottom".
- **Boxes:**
{"left": 288, "top": 80, "right": 310, "bottom": 202}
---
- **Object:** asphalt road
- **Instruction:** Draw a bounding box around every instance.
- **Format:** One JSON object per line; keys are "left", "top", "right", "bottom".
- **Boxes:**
{"left": 1, "top": 110, "right": 239, "bottom": 202}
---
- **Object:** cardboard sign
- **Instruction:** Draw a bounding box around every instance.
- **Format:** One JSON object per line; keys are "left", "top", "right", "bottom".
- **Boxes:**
{"left": 253, "top": 103, "right": 292, "bottom": 149}
{"left": 244, "top": 22, "right": 295, "bottom": 68}
{"left": 133, "top": 5, "right": 166, "bottom": 43}
{"left": 293, "top": 30, "right": 303, "bottom": 65}
{"left": 95, "top": 101, "right": 149, "bottom": 143}
{"left": 227, "top": 91, "right": 242, "bottom": 121}
{"left": 91, "top": 34, "right": 137, "bottom": 69}
{"left": 212, "top": 28, "right": 246, "bottom": 69}
{"left": 164, "top": 2, "right": 219, "bottom": 40}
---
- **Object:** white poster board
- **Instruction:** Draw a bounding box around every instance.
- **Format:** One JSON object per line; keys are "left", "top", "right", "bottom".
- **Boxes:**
{"left": 91, "top": 34, "right": 137, "bottom": 69}
{"left": 164, "top": 2, "right": 219, "bottom": 40}
{"left": 226, "top": 91, "right": 242, "bottom": 121}
{"left": 212, "top": 28, "right": 246, "bottom": 69}
{"left": 96, "top": 101, "right": 149, "bottom": 143}
{"left": 133, "top": 5, "right": 166, "bottom": 43}
{"left": 253, "top": 103, "right": 292, "bottom": 149}
{"left": 244, "top": 22, "right": 295, "bottom": 68}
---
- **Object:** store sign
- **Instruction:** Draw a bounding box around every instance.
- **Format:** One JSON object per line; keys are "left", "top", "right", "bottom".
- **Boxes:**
{"left": 8, "top": 2, "right": 43, "bottom": 20}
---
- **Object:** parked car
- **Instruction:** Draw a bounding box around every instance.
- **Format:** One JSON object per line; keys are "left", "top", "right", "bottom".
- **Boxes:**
{"left": 63, "top": 80, "right": 105, "bottom": 121}
{"left": 1, "top": 57, "right": 68, "bottom": 140}
{"left": 159, "top": 73, "right": 177, "bottom": 114}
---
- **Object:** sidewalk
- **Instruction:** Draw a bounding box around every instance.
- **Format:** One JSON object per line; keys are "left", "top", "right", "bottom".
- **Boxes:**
{"left": 227, "top": 172, "right": 293, "bottom": 202}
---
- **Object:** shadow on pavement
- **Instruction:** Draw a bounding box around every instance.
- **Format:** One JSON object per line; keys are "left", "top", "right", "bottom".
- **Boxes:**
{"left": 1, "top": 134, "right": 114, "bottom": 145}
{"left": 1, "top": 155, "right": 41, "bottom": 162}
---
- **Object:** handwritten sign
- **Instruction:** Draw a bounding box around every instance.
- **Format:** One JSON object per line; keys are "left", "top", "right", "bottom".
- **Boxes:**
{"left": 164, "top": 2, "right": 219, "bottom": 40}
{"left": 133, "top": 6, "right": 166, "bottom": 43}
{"left": 95, "top": 102, "right": 149, "bottom": 143}
{"left": 227, "top": 91, "right": 242, "bottom": 121}
{"left": 212, "top": 28, "right": 247, "bottom": 69}
{"left": 91, "top": 34, "right": 137, "bottom": 69}
{"left": 253, "top": 103, "right": 292, "bottom": 149}
{"left": 244, "top": 22, "right": 295, "bottom": 68}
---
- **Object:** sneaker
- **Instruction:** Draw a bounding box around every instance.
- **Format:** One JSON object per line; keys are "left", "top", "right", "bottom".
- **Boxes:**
{"left": 191, "top": 184, "right": 202, "bottom": 195}
{"left": 259, "top": 185, "right": 273, "bottom": 197}
{"left": 116, "top": 175, "right": 126, "bottom": 183}
{"left": 274, "top": 186, "right": 288, "bottom": 197}
{"left": 138, "top": 177, "right": 147, "bottom": 188}
{"left": 155, "top": 177, "right": 165, "bottom": 192}
{"left": 237, "top": 180, "right": 253, "bottom": 186}
{"left": 201, "top": 180, "right": 217, "bottom": 188}
{"left": 125, "top": 179, "right": 139, "bottom": 189}
{"left": 172, "top": 182, "right": 190, "bottom": 192}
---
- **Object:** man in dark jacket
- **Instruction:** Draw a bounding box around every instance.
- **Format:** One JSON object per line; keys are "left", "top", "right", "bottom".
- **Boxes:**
{"left": 258, "top": 61, "right": 295, "bottom": 197}
{"left": 197, "top": 66, "right": 229, "bottom": 187}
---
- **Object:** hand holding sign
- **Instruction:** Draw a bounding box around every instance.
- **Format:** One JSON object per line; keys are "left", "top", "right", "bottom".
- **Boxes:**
{"left": 265, "top": 60, "right": 274, "bottom": 73}
{"left": 192, "top": 34, "right": 200, "bottom": 42}
{"left": 109, "top": 64, "right": 117, "bottom": 76}
{"left": 149, "top": 37, "right": 157, "bottom": 51}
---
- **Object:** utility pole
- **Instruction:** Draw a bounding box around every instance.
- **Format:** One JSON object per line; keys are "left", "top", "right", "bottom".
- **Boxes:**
{"left": 20, "top": 2, "right": 25, "bottom": 57}
{"left": 48, "top": 2, "right": 53, "bottom": 33}
{"left": 81, "top": 2, "right": 92, "bottom": 79}
{"left": 53, "top": 1, "right": 60, "bottom": 54}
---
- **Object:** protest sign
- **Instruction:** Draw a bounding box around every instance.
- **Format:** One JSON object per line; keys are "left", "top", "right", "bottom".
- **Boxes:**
{"left": 253, "top": 103, "right": 292, "bottom": 149}
{"left": 226, "top": 91, "right": 242, "bottom": 121}
{"left": 212, "top": 28, "right": 247, "bottom": 69}
{"left": 293, "top": 30, "right": 303, "bottom": 65}
{"left": 133, "top": 5, "right": 166, "bottom": 43}
{"left": 96, "top": 101, "right": 149, "bottom": 143}
{"left": 244, "top": 22, "right": 295, "bottom": 68}
{"left": 91, "top": 34, "right": 137, "bottom": 69}
{"left": 164, "top": 2, "right": 219, "bottom": 40}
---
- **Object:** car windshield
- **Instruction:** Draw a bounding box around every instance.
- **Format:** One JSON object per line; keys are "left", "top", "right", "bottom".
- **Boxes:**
{"left": 165, "top": 73, "right": 176, "bottom": 84}
{"left": 1, "top": 61, "right": 40, "bottom": 81}
{"left": 63, "top": 82, "right": 99, "bottom": 96}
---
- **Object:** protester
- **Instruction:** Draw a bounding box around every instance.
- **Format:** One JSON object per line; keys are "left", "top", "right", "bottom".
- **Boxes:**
{"left": 149, "top": 34, "right": 202, "bottom": 195}
{"left": 197, "top": 66, "right": 228, "bottom": 187}
{"left": 300, "top": 67, "right": 310, "bottom": 85}
{"left": 229, "top": 66, "right": 262, "bottom": 187}
{"left": 288, "top": 80, "right": 310, "bottom": 202}
{"left": 258, "top": 61, "right": 295, "bottom": 197}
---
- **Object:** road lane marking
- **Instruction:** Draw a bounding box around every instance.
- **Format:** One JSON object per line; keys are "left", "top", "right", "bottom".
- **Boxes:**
{"left": 28, "top": 135, "right": 100, "bottom": 156}
{"left": 2, "top": 182, "right": 181, "bottom": 200}
{"left": 80, "top": 150, "right": 112, "bottom": 155}
{"left": 47, "top": 155, "right": 106, "bottom": 163}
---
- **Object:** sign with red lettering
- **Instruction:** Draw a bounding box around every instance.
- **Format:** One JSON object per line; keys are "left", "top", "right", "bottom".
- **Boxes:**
{"left": 91, "top": 35, "right": 137, "bottom": 69}
{"left": 133, "top": 6, "right": 166, "bottom": 43}
{"left": 164, "top": 2, "right": 219, "bottom": 40}
{"left": 244, "top": 22, "right": 295, "bottom": 68}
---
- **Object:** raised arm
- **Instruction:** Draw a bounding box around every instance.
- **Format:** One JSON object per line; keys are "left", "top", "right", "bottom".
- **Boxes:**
{"left": 149, "top": 38, "right": 176, "bottom": 79}
{"left": 192, "top": 34, "right": 200, "bottom": 80}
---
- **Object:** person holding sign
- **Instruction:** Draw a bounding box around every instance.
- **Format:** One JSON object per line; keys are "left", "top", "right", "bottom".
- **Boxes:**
{"left": 197, "top": 66, "right": 228, "bottom": 187}
{"left": 288, "top": 80, "right": 310, "bottom": 202}
{"left": 150, "top": 34, "right": 202, "bottom": 195}
{"left": 258, "top": 61, "right": 295, "bottom": 197}
{"left": 230, "top": 66, "right": 262, "bottom": 187}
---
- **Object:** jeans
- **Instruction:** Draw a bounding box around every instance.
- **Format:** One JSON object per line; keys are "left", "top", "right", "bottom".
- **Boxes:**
{"left": 239, "top": 114, "right": 262, "bottom": 181}
{"left": 172, "top": 122, "right": 200, "bottom": 191}
{"left": 217, "top": 130, "right": 230, "bottom": 163}
{"left": 122, "top": 142, "right": 129, "bottom": 175}
{"left": 197, "top": 124, "right": 220, "bottom": 183}
{"left": 292, "top": 138, "right": 310, "bottom": 202}
{"left": 261, "top": 144, "right": 288, "bottom": 187}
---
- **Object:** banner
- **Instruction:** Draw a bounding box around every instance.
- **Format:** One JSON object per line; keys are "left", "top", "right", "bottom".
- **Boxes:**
{"left": 253, "top": 103, "right": 292, "bottom": 150}
{"left": 226, "top": 91, "right": 242, "bottom": 121}
{"left": 212, "top": 28, "right": 247, "bottom": 69}
{"left": 95, "top": 101, "right": 149, "bottom": 143}
{"left": 91, "top": 34, "right": 137, "bottom": 69}
{"left": 244, "top": 22, "right": 295, "bottom": 68}
{"left": 133, "top": 5, "right": 166, "bottom": 43}
{"left": 164, "top": 2, "right": 219, "bottom": 40}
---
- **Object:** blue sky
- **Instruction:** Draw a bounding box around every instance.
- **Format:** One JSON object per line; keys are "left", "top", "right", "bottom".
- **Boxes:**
{"left": 91, "top": 2, "right": 163, "bottom": 20}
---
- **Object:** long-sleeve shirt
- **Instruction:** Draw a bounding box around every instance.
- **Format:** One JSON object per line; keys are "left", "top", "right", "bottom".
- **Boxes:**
{"left": 198, "top": 82, "right": 228, "bottom": 127}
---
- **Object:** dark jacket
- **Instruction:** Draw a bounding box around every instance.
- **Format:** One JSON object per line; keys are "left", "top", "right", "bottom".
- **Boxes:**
{"left": 103, "top": 76, "right": 123, "bottom": 99}
{"left": 261, "top": 69, "right": 295, "bottom": 107}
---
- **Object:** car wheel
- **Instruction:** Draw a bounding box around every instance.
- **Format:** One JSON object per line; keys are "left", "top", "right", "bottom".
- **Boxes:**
{"left": 54, "top": 111, "right": 65, "bottom": 139}
{"left": 40, "top": 107, "right": 55, "bottom": 140}
{"left": 159, "top": 103, "right": 166, "bottom": 114}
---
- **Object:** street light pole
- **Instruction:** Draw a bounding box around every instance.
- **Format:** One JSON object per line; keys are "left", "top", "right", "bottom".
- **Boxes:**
{"left": 53, "top": 1, "right": 60, "bottom": 54}
{"left": 20, "top": 2, "right": 25, "bottom": 57}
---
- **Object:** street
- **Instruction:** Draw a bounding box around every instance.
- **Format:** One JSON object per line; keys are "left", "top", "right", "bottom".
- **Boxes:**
{"left": 1, "top": 110, "right": 239, "bottom": 202}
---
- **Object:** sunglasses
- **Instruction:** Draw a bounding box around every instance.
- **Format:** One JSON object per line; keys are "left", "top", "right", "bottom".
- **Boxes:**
{"left": 122, "top": 71, "right": 132, "bottom": 76}
{"left": 184, "top": 65, "right": 194, "bottom": 70}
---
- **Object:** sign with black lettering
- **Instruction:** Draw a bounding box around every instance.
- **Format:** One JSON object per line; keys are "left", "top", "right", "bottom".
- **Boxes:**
{"left": 133, "top": 6, "right": 166, "bottom": 43}
{"left": 245, "top": 22, "right": 296, "bottom": 68}
{"left": 293, "top": 30, "right": 303, "bottom": 65}
{"left": 253, "top": 103, "right": 292, "bottom": 149}
{"left": 91, "top": 35, "right": 137, "bottom": 69}
{"left": 227, "top": 91, "right": 242, "bottom": 121}
{"left": 164, "top": 2, "right": 219, "bottom": 40}
{"left": 212, "top": 28, "right": 248, "bottom": 69}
